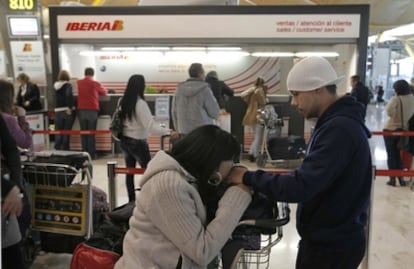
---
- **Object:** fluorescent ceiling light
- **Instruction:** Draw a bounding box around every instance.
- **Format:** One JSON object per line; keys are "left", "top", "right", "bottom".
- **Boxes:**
{"left": 295, "top": 52, "right": 339, "bottom": 57}
{"left": 172, "top": 47, "right": 206, "bottom": 51}
{"left": 208, "top": 51, "right": 250, "bottom": 57}
{"left": 207, "top": 47, "right": 241, "bottom": 51}
{"left": 125, "top": 51, "right": 164, "bottom": 58}
{"left": 384, "top": 23, "right": 414, "bottom": 37}
{"left": 136, "top": 47, "right": 170, "bottom": 51}
{"left": 252, "top": 52, "right": 294, "bottom": 57}
{"left": 79, "top": 50, "right": 121, "bottom": 56}
{"left": 101, "top": 47, "right": 135, "bottom": 51}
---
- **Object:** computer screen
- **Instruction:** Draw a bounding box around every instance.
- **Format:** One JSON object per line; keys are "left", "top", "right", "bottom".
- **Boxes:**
{"left": 8, "top": 16, "right": 40, "bottom": 37}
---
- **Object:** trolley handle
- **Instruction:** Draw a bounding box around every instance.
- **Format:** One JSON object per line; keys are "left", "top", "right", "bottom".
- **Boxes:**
{"left": 238, "top": 204, "right": 290, "bottom": 229}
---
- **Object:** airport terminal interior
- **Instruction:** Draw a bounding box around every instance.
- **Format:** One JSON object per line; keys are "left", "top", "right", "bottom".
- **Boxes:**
{"left": 30, "top": 103, "right": 414, "bottom": 269}
{"left": 1, "top": 1, "right": 414, "bottom": 269}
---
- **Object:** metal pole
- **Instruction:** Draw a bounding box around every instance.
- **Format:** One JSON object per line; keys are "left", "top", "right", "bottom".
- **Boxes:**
{"left": 107, "top": 161, "right": 117, "bottom": 211}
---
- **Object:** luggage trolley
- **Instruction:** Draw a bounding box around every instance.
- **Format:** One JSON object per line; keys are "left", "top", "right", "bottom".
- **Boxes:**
{"left": 230, "top": 202, "right": 290, "bottom": 269}
{"left": 22, "top": 151, "right": 94, "bottom": 241}
{"left": 255, "top": 105, "right": 306, "bottom": 169}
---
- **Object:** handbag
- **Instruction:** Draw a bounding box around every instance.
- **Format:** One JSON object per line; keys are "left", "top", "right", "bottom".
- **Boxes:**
{"left": 110, "top": 98, "right": 123, "bottom": 141}
{"left": 396, "top": 97, "right": 412, "bottom": 152}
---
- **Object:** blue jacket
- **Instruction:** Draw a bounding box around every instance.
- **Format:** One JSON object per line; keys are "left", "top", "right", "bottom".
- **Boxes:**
{"left": 243, "top": 95, "right": 372, "bottom": 250}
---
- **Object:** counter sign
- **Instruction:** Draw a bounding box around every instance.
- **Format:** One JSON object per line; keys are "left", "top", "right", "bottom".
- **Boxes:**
{"left": 9, "top": 0, "right": 36, "bottom": 11}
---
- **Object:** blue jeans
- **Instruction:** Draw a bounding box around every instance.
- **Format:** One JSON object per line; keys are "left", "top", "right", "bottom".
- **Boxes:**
{"left": 54, "top": 110, "right": 75, "bottom": 150}
{"left": 383, "top": 130, "right": 403, "bottom": 179}
{"left": 78, "top": 110, "right": 98, "bottom": 159}
{"left": 120, "top": 136, "right": 151, "bottom": 201}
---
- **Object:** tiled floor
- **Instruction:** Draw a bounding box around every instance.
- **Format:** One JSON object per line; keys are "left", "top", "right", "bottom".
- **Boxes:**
{"left": 31, "top": 103, "right": 414, "bottom": 269}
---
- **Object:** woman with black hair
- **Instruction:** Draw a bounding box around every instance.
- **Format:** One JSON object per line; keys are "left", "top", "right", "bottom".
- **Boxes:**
{"left": 119, "top": 74, "right": 173, "bottom": 202}
{"left": 115, "top": 125, "right": 251, "bottom": 269}
{"left": 383, "top": 79, "right": 414, "bottom": 186}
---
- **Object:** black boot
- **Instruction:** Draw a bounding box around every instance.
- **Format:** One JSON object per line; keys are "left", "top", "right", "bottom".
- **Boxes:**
{"left": 386, "top": 177, "right": 396, "bottom": 186}
{"left": 398, "top": 177, "right": 406, "bottom": 187}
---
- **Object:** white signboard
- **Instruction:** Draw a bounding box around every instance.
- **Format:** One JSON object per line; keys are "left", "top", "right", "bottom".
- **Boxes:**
{"left": 0, "top": 50, "right": 6, "bottom": 79}
{"left": 10, "top": 41, "right": 47, "bottom": 85}
{"left": 57, "top": 14, "right": 360, "bottom": 39}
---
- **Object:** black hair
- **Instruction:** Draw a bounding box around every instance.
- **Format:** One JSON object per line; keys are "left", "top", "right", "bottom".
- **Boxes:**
{"left": 393, "top": 79, "right": 411, "bottom": 95}
{"left": 351, "top": 75, "right": 360, "bottom": 82}
{"left": 120, "top": 74, "right": 146, "bottom": 121}
{"left": 169, "top": 125, "right": 240, "bottom": 204}
{"left": 84, "top": 67, "right": 94, "bottom": 76}
{"left": 326, "top": 84, "right": 337, "bottom": 94}
{"left": 0, "top": 79, "right": 15, "bottom": 114}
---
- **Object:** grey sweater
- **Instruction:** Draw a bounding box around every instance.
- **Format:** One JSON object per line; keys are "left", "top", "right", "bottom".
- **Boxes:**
{"left": 114, "top": 151, "right": 251, "bottom": 269}
{"left": 172, "top": 78, "right": 220, "bottom": 134}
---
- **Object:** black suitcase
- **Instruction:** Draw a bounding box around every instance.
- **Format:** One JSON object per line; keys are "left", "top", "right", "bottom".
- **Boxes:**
{"left": 268, "top": 135, "right": 307, "bottom": 160}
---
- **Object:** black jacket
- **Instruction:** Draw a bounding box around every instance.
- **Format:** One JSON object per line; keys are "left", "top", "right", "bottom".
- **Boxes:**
{"left": 205, "top": 77, "right": 234, "bottom": 109}
{"left": 16, "top": 82, "right": 43, "bottom": 111}
{"left": 351, "top": 82, "right": 370, "bottom": 106}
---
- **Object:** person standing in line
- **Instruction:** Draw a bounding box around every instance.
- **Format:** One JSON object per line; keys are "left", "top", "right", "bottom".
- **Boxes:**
{"left": 383, "top": 79, "right": 414, "bottom": 187}
{"left": 205, "top": 70, "right": 234, "bottom": 109}
{"left": 241, "top": 77, "right": 268, "bottom": 162}
{"left": 350, "top": 75, "right": 370, "bottom": 117}
{"left": 114, "top": 125, "right": 251, "bottom": 269}
{"left": 172, "top": 63, "right": 220, "bottom": 135}
{"left": 15, "top": 73, "right": 43, "bottom": 112}
{"left": 77, "top": 67, "right": 107, "bottom": 159}
{"left": 0, "top": 79, "right": 32, "bottom": 149}
{"left": 54, "top": 70, "right": 76, "bottom": 150}
{"left": 228, "top": 57, "right": 372, "bottom": 269}
{"left": 1, "top": 116, "right": 26, "bottom": 269}
{"left": 119, "top": 74, "right": 175, "bottom": 202}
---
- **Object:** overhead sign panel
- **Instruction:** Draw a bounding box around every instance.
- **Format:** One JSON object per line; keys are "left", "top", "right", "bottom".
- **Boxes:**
{"left": 57, "top": 14, "right": 361, "bottom": 39}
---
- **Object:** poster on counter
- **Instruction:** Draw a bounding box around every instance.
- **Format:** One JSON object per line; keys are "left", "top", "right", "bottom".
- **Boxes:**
{"left": 10, "top": 40, "right": 47, "bottom": 85}
{"left": 26, "top": 113, "right": 45, "bottom": 151}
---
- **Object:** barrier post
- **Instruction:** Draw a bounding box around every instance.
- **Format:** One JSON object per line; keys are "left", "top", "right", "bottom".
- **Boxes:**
{"left": 107, "top": 161, "right": 117, "bottom": 211}
{"left": 360, "top": 165, "right": 376, "bottom": 269}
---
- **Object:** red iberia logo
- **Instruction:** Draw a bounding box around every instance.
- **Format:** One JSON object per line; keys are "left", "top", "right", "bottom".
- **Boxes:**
{"left": 22, "top": 43, "right": 32, "bottom": 52}
{"left": 66, "top": 20, "right": 123, "bottom": 31}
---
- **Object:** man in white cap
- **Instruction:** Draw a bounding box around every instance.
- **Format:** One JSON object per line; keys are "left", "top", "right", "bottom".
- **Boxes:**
{"left": 228, "top": 57, "right": 372, "bottom": 269}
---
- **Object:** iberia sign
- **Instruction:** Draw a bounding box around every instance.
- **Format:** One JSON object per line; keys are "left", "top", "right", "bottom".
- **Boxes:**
{"left": 57, "top": 14, "right": 360, "bottom": 39}
{"left": 66, "top": 20, "right": 124, "bottom": 31}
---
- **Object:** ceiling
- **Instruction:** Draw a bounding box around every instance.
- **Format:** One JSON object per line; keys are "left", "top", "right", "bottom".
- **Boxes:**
{"left": 36, "top": 0, "right": 414, "bottom": 35}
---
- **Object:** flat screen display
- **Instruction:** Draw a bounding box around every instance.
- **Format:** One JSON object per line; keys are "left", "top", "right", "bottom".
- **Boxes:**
{"left": 8, "top": 16, "right": 40, "bottom": 37}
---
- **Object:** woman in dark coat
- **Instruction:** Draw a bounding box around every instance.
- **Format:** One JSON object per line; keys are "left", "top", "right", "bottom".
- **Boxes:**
{"left": 16, "top": 73, "right": 42, "bottom": 111}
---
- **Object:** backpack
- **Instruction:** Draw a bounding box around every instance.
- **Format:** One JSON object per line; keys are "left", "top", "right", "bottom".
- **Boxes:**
{"left": 110, "top": 98, "right": 123, "bottom": 141}
{"left": 409, "top": 113, "right": 414, "bottom": 131}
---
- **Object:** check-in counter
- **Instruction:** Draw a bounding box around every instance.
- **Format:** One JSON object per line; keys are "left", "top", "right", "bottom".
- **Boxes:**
{"left": 82, "top": 94, "right": 304, "bottom": 154}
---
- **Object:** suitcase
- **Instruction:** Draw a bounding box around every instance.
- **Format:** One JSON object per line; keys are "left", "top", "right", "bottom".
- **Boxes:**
{"left": 70, "top": 202, "right": 135, "bottom": 269}
{"left": 267, "top": 135, "right": 306, "bottom": 160}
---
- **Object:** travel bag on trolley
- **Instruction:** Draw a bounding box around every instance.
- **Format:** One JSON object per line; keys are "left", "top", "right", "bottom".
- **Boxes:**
{"left": 21, "top": 150, "right": 96, "bottom": 253}
{"left": 226, "top": 201, "right": 290, "bottom": 269}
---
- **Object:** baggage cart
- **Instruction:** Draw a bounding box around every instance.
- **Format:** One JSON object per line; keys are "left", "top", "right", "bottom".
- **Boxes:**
{"left": 255, "top": 105, "right": 306, "bottom": 168}
{"left": 229, "top": 202, "right": 290, "bottom": 269}
{"left": 22, "top": 150, "right": 94, "bottom": 245}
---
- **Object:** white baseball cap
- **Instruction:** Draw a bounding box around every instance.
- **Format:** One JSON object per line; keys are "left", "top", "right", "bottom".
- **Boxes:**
{"left": 287, "top": 56, "right": 344, "bottom": 92}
